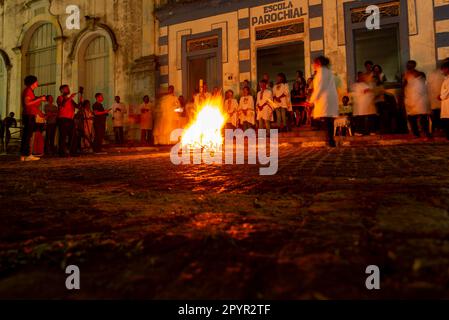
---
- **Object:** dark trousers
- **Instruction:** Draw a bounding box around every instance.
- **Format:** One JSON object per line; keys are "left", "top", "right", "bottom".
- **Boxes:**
{"left": 94, "top": 120, "right": 106, "bottom": 152}
{"left": 20, "top": 115, "right": 36, "bottom": 157}
{"left": 323, "top": 117, "right": 336, "bottom": 147}
{"left": 408, "top": 115, "right": 431, "bottom": 138}
{"left": 355, "top": 115, "right": 376, "bottom": 135}
{"left": 443, "top": 119, "right": 449, "bottom": 140}
{"left": 431, "top": 109, "right": 441, "bottom": 133}
{"left": 58, "top": 118, "right": 76, "bottom": 156}
{"left": 141, "top": 129, "right": 153, "bottom": 145}
{"left": 114, "top": 126, "right": 124, "bottom": 145}
{"left": 45, "top": 123, "right": 57, "bottom": 154}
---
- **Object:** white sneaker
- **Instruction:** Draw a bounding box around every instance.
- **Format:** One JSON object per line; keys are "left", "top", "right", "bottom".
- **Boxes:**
{"left": 24, "top": 155, "right": 40, "bottom": 162}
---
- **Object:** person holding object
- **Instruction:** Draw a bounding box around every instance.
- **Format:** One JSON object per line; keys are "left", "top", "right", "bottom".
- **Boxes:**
{"left": 20, "top": 75, "right": 46, "bottom": 162}
{"left": 57, "top": 85, "right": 82, "bottom": 157}
{"left": 92, "top": 93, "right": 111, "bottom": 153}
{"left": 307, "top": 56, "right": 339, "bottom": 147}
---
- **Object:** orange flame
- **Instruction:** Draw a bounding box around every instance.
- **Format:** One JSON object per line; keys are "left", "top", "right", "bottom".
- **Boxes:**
{"left": 181, "top": 95, "right": 227, "bottom": 152}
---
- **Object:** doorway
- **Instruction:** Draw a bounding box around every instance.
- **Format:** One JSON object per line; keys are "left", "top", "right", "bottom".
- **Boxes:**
{"left": 257, "top": 41, "right": 305, "bottom": 86}
{"left": 187, "top": 54, "right": 219, "bottom": 100}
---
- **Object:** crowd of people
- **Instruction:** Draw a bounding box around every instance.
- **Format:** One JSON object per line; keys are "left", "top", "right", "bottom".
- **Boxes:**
{"left": 9, "top": 55, "right": 449, "bottom": 161}
{"left": 17, "top": 76, "right": 184, "bottom": 162}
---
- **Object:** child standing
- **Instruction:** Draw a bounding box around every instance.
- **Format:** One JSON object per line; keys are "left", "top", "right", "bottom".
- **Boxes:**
{"left": 112, "top": 96, "right": 126, "bottom": 145}
{"left": 256, "top": 79, "right": 274, "bottom": 131}
{"left": 239, "top": 87, "right": 255, "bottom": 131}
{"left": 44, "top": 95, "right": 58, "bottom": 154}
{"left": 224, "top": 90, "right": 239, "bottom": 129}
{"left": 273, "top": 73, "right": 290, "bottom": 132}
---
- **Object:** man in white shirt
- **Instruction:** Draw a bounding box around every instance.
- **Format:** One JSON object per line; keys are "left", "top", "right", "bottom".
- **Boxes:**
{"left": 111, "top": 96, "right": 127, "bottom": 145}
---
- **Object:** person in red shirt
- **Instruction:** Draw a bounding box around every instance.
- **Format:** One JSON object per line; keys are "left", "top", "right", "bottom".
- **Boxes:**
{"left": 20, "top": 75, "right": 46, "bottom": 162}
{"left": 57, "top": 85, "right": 81, "bottom": 157}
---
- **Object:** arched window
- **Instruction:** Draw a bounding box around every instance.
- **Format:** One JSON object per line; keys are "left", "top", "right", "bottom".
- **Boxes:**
{"left": 0, "top": 55, "right": 6, "bottom": 118}
{"left": 25, "top": 23, "right": 57, "bottom": 98}
{"left": 82, "top": 36, "right": 111, "bottom": 107}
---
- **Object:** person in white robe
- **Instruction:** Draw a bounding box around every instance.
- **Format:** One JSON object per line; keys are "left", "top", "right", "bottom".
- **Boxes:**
{"left": 154, "top": 86, "right": 181, "bottom": 145}
{"left": 352, "top": 72, "right": 377, "bottom": 136}
{"left": 256, "top": 79, "right": 274, "bottom": 130}
{"left": 224, "top": 90, "right": 239, "bottom": 129}
{"left": 239, "top": 86, "right": 255, "bottom": 131}
{"left": 440, "top": 61, "right": 449, "bottom": 140}
{"left": 404, "top": 60, "right": 431, "bottom": 138}
{"left": 273, "top": 73, "right": 290, "bottom": 131}
{"left": 308, "top": 56, "right": 338, "bottom": 147}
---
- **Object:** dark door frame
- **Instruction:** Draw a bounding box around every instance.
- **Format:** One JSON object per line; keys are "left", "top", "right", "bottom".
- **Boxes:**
{"left": 182, "top": 29, "right": 223, "bottom": 99}
{"left": 344, "top": 0, "right": 410, "bottom": 87}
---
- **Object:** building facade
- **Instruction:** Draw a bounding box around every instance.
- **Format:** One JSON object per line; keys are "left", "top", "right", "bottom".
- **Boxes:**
{"left": 0, "top": 0, "right": 158, "bottom": 120}
{"left": 0, "top": 0, "right": 448, "bottom": 122}
{"left": 155, "top": 0, "right": 449, "bottom": 99}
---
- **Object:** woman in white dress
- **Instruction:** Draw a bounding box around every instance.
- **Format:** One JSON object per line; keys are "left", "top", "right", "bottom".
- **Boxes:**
{"left": 273, "top": 73, "right": 290, "bottom": 132}
{"left": 238, "top": 86, "right": 255, "bottom": 131}
{"left": 256, "top": 79, "right": 274, "bottom": 131}
{"left": 308, "top": 56, "right": 339, "bottom": 147}
{"left": 404, "top": 61, "right": 431, "bottom": 138}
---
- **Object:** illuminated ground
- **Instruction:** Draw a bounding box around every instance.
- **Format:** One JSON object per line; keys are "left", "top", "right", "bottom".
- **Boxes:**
{"left": 1, "top": 142, "right": 449, "bottom": 299}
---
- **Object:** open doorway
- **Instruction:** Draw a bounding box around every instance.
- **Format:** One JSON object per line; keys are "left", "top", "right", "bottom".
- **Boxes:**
{"left": 187, "top": 54, "right": 219, "bottom": 100}
{"left": 257, "top": 41, "right": 305, "bottom": 86}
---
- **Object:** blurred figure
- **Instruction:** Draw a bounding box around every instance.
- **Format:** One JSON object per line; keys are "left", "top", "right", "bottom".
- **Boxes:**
{"left": 373, "top": 64, "right": 387, "bottom": 85}
{"left": 75, "top": 100, "right": 94, "bottom": 152}
{"left": 352, "top": 72, "right": 376, "bottom": 136}
{"left": 308, "top": 56, "right": 339, "bottom": 147}
{"left": 291, "top": 81, "right": 306, "bottom": 127}
{"left": 154, "top": 86, "right": 180, "bottom": 145}
{"left": 44, "top": 95, "right": 58, "bottom": 154}
{"left": 140, "top": 95, "right": 154, "bottom": 146}
{"left": 92, "top": 93, "right": 111, "bottom": 153}
{"left": 403, "top": 61, "right": 431, "bottom": 138}
{"left": 440, "top": 60, "right": 449, "bottom": 140}
{"left": 112, "top": 96, "right": 126, "bottom": 145}
{"left": 428, "top": 66, "right": 445, "bottom": 133}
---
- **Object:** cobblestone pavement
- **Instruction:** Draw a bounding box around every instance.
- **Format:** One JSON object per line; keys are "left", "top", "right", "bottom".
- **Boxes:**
{"left": 1, "top": 142, "right": 449, "bottom": 299}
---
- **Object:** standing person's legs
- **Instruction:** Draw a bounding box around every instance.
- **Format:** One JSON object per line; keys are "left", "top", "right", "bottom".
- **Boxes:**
{"left": 94, "top": 122, "right": 105, "bottom": 153}
{"left": 420, "top": 115, "right": 432, "bottom": 138}
{"left": 325, "top": 117, "right": 336, "bottom": 147}
{"left": 431, "top": 109, "right": 441, "bottom": 133}
{"left": 68, "top": 119, "right": 78, "bottom": 155}
{"left": 58, "top": 118, "right": 69, "bottom": 156}
{"left": 444, "top": 119, "right": 449, "bottom": 140}
{"left": 141, "top": 130, "right": 146, "bottom": 145}
{"left": 119, "top": 127, "right": 124, "bottom": 144}
{"left": 114, "top": 127, "right": 120, "bottom": 144}
{"left": 148, "top": 129, "right": 154, "bottom": 146}
{"left": 20, "top": 115, "right": 36, "bottom": 157}
{"left": 281, "top": 108, "right": 287, "bottom": 129}
{"left": 408, "top": 115, "right": 420, "bottom": 137}
{"left": 5, "top": 129, "right": 11, "bottom": 151}
{"left": 275, "top": 108, "right": 282, "bottom": 129}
